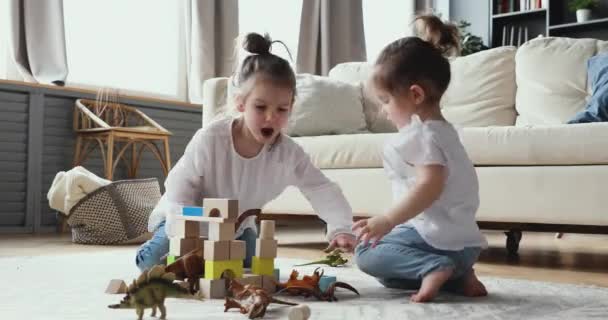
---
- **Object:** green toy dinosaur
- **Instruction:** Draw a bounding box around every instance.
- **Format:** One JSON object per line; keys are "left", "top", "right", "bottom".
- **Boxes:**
{"left": 108, "top": 265, "right": 199, "bottom": 320}
{"left": 294, "top": 249, "right": 348, "bottom": 267}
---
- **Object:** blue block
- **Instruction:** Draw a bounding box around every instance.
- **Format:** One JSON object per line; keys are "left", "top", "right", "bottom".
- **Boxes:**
{"left": 319, "top": 275, "right": 337, "bottom": 292}
{"left": 273, "top": 268, "right": 280, "bottom": 281}
{"left": 182, "top": 206, "right": 204, "bottom": 217}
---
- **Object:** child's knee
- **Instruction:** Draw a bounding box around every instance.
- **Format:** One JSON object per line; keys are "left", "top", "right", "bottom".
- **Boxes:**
{"left": 354, "top": 245, "right": 384, "bottom": 276}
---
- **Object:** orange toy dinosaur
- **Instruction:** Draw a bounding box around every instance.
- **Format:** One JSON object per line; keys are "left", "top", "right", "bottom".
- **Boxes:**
{"left": 276, "top": 268, "right": 359, "bottom": 302}
{"left": 224, "top": 279, "right": 297, "bottom": 319}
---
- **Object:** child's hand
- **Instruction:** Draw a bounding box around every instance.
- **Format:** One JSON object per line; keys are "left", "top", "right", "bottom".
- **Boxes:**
{"left": 352, "top": 216, "right": 394, "bottom": 248}
{"left": 324, "top": 233, "right": 357, "bottom": 253}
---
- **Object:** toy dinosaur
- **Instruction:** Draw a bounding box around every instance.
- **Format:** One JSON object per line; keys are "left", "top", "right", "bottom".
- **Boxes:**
{"left": 275, "top": 268, "right": 359, "bottom": 302}
{"left": 294, "top": 249, "right": 348, "bottom": 267}
{"left": 108, "top": 265, "right": 198, "bottom": 320}
{"left": 166, "top": 246, "right": 204, "bottom": 294}
{"left": 224, "top": 278, "right": 297, "bottom": 319}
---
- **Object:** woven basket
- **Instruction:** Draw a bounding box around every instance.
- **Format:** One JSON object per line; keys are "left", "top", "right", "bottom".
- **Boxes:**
{"left": 67, "top": 178, "right": 160, "bottom": 245}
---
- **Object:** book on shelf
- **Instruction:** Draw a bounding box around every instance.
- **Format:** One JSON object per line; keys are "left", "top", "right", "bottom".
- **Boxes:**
{"left": 498, "top": 0, "right": 546, "bottom": 14}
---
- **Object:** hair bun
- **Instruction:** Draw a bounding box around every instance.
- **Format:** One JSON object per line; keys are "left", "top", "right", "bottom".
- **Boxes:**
{"left": 243, "top": 33, "right": 272, "bottom": 55}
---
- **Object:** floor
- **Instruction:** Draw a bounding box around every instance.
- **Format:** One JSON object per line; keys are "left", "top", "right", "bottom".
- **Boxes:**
{"left": 1, "top": 221, "right": 607, "bottom": 287}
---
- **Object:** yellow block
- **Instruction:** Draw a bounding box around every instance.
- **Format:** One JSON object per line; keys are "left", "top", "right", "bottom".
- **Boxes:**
{"left": 252, "top": 256, "right": 274, "bottom": 276}
{"left": 204, "top": 260, "right": 243, "bottom": 279}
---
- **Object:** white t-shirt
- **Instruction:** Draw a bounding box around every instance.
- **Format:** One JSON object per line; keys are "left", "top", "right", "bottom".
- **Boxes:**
{"left": 383, "top": 115, "right": 488, "bottom": 250}
{"left": 148, "top": 116, "right": 354, "bottom": 240}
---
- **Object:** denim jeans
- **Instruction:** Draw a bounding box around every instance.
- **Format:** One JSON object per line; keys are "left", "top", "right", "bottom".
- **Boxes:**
{"left": 135, "top": 220, "right": 258, "bottom": 272}
{"left": 354, "top": 224, "right": 481, "bottom": 293}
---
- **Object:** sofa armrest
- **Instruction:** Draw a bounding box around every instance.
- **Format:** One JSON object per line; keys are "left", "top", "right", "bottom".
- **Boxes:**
{"left": 202, "top": 77, "right": 229, "bottom": 128}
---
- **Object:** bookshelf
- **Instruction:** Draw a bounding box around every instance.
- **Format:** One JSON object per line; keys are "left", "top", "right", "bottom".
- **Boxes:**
{"left": 490, "top": 0, "right": 608, "bottom": 48}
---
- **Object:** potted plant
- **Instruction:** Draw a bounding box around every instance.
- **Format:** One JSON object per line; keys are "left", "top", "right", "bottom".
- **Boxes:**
{"left": 569, "top": 0, "right": 598, "bottom": 22}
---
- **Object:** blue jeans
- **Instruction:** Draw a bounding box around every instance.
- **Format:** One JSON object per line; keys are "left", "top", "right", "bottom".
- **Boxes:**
{"left": 355, "top": 225, "right": 481, "bottom": 293}
{"left": 135, "top": 220, "right": 258, "bottom": 272}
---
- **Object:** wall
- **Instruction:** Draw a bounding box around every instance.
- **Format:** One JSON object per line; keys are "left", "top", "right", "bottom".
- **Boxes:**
{"left": 0, "top": 81, "right": 202, "bottom": 234}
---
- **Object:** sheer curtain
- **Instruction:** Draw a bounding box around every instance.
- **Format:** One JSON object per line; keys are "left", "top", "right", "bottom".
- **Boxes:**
{"left": 238, "top": 0, "right": 302, "bottom": 69}
{"left": 363, "top": 0, "right": 416, "bottom": 63}
{"left": 63, "top": 0, "right": 185, "bottom": 100}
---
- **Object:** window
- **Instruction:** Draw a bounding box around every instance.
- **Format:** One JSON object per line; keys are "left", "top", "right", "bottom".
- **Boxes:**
{"left": 63, "top": 0, "right": 185, "bottom": 100}
{"left": 238, "top": 0, "right": 302, "bottom": 69}
{"left": 363, "top": 0, "right": 416, "bottom": 62}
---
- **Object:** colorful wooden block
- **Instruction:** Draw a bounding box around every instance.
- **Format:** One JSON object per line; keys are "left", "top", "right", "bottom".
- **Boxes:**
{"left": 167, "top": 255, "right": 176, "bottom": 265}
{"left": 209, "top": 222, "right": 235, "bottom": 241}
{"left": 230, "top": 240, "right": 246, "bottom": 260}
{"left": 204, "top": 260, "right": 244, "bottom": 279}
{"left": 105, "top": 279, "right": 127, "bottom": 294}
{"left": 261, "top": 275, "right": 277, "bottom": 293}
{"left": 203, "top": 198, "right": 238, "bottom": 222}
{"left": 177, "top": 215, "right": 226, "bottom": 224}
{"left": 239, "top": 274, "right": 262, "bottom": 287}
{"left": 169, "top": 237, "right": 203, "bottom": 256}
{"left": 251, "top": 256, "right": 274, "bottom": 276}
{"left": 182, "top": 206, "right": 204, "bottom": 217}
{"left": 174, "top": 219, "right": 201, "bottom": 238}
{"left": 203, "top": 240, "right": 230, "bottom": 261}
{"left": 260, "top": 220, "right": 275, "bottom": 239}
{"left": 319, "top": 275, "right": 337, "bottom": 293}
{"left": 255, "top": 239, "right": 278, "bottom": 258}
{"left": 199, "top": 278, "right": 226, "bottom": 299}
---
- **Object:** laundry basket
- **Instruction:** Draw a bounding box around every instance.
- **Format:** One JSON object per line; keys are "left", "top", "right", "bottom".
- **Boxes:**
{"left": 67, "top": 178, "right": 161, "bottom": 244}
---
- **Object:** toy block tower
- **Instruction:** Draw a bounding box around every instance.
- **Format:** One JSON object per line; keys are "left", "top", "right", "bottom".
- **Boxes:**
{"left": 252, "top": 220, "right": 278, "bottom": 293}
{"left": 198, "top": 198, "right": 245, "bottom": 298}
{"left": 167, "top": 206, "right": 205, "bottom": 264}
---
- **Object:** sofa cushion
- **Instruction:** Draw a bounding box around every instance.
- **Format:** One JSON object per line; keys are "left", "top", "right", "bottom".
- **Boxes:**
{"left": 328, "top": 47, "right": 518, "bottom": 130}
{"left": 224, "top": 74, "right": 368, "bottom": 137}
{"left": 441, "top": 47, "right": 517, "bottom": 126}
{"left": 329, "top": 62, "right": 397, "bottom": 133}
{"left": 295, "top": 123, "right": 608, "bottom": 168}
{"left": 515, "top": 37, "right": 605, "bottom": 125}
{"left": 288, "top": 74, "right": 368, "bottom": 136}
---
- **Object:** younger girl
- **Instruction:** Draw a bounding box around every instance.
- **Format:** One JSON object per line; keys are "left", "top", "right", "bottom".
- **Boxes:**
{"left": 136, "top": 33, "right": 356, "bottom": 271}
{"left": 353, "top": 36, "right": 488, "bottom": 302}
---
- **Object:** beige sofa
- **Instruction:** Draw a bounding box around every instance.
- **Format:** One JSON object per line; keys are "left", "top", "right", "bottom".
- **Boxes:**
{"left": 203, "top": 37, "right": 608, "bottom": 254}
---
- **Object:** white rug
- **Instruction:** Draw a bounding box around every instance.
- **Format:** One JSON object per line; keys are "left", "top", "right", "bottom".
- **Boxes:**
{"left": 2, "top": 249, "right": 608, "bottom": 320}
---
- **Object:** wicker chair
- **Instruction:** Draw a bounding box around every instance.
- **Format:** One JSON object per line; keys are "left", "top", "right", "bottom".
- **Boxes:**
{"left": 72, "top": 97, "right": 172, "bottom": 180}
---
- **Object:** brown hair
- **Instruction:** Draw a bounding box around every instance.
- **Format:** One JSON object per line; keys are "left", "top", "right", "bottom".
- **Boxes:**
{"left": 414, "top": 14, "right": 461, "bottom": 57}
{"left": 233, "top": 33, "right": 296, "bottom": 99}
{"left": 373, "top": 37, "right": 451, "bottom": 104}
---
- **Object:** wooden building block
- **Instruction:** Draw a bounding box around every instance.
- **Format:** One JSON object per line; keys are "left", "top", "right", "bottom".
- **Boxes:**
{"left": 230, "top": 240, "right": 246, "bottom": 260}
{"left": 209, "top": 222, "right": 235, "bottom": 241}
{"left": 251, "top": 256, "right": 274, "bottom": 276}
{"left": 199, "top": 278, "right": 226, "bottom": 299}
{"left": 167, "top": 255, "right": 176, "bottom": 265}
{"left": 261, "top": 275, "right": 277, "bottom": 293}
{"left": 174, "top": 219, "right": 201, "bottom": 238}
{"left": 182, "top": 206, "right": 204, "bottom": 217}
{"left": 260, "top": 220, "right": 275, "bottom": 239}
{"left": 273, "top": 268, "right": 280, "bottom": 281}
{"left": 255, "top": 239, "right": 278, "bottom": 258}
{"left": 204, "top": 260, "right": 244, "bottom": 279}
{"left": 204, "top": 240, "right": 230, "bottom": 261}
{"left": 169, "top": 237, "right": 203, "bottom": 256}
{"left": 203, "top": 198, "right": 238, "bottom": 222}
{"left": 105, "top": 279, "right": 127, "bottom": 294}
{"left": 239, "top": 274, "right": 262, "bottom": 287}
{"left": 177, "top": 215, "right": 226, "bottom": 224}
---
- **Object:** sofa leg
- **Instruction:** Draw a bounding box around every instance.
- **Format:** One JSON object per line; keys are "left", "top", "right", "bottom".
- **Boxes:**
{"left": 505, "top": 229, "right": 522, "bottom": 256}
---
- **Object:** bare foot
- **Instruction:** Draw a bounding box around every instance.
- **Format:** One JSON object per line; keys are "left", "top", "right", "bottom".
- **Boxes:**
{"left": 410, "top": 268, "right": 453, "bottom": 303}
{"left": 462, "top": 269, "right": 487, "bottom": 297}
